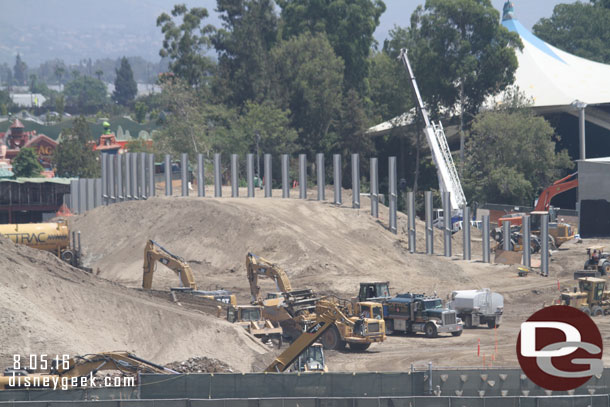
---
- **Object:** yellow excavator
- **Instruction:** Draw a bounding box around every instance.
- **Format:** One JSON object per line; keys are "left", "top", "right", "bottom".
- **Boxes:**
{"left": 226, "top": 304, "right": 284, "bottom": 347}
{"left": 247, "top": 253, "right": 385, "bottom": 351}
{"left": 1, "top": 352, "right": 177, "bottom": 390}
{"left": 266, "top": 300, "right": 374, "bottom": 372}
{"left": 143, "top": 240, "right": 236, "bottom": 305}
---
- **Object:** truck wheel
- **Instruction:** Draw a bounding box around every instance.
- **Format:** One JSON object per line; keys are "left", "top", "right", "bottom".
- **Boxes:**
{"left": 464, "top": 315, "right": 473, "bottom": 329}
{"left": 321, "top": 326, "right": 346, "bottom": 350}
{"left": 584, "top": 260, "right": 593, "bottom": 270}
{"left": 580, "top": 307, "right": 591, "bottom": 316}
{"left": 385, "top": 320, "right": 394, "bottom": 335}
{"left": 60, "top": 250, "right": 74, "bottom": 264}
{"left": 451, "top": 331, "right": 462, "bottom": 337}
{"left": 424, "top": 323, "right": 438, "bottom": 338}
{"left": 601, "top": 261, "right": 610, "bottom": 276}
{"left": 349, "top": 343, "right": 371, "bottom": 352}
{"left": 592, "top": 306, "right": 603, "bottom": 317}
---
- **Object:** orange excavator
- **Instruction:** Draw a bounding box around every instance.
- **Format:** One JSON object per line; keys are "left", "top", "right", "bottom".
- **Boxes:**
{"left": 497, "top": 173, "right": 578, "bottom": 249}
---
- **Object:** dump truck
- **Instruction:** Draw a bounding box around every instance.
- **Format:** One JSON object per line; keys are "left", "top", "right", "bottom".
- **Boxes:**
{"left": 447, "top": 289, "right": 504, "bottom": 329}
{"left": 0, "top": 221, "right": 86, "bottom": 269}
{"left": 143, "top": 239, "right": 236, "bottom": 305}
{"left": 356, "top": 282, "right": 462, "bottom": 338}
{"left": 558, "top": 277, "right": 610, "bottom": 316}
{"left": 227, "top": 304, "right": 283, "bottom": 347}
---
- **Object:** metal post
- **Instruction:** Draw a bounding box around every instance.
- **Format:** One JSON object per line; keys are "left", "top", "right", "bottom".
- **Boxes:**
{"left": 407, "top": 191, "right": 415, "bottom": 253}
{"left": 101, "top": 153, "right": 107, "bottom": 205}
{"left": 425, "top": 191, "right": 433, "bottom": 255}
{"left": 443, "top": 191, "right": 452, "bottom": 257}
{"left": 333, "top": 154, "right": 342, "bottom": 205}
{"left": 482, "top": 215, "right": 490, "bottom": 263}
{"left": 352, "top": 154, "right": 360, "bottom": 209}
{"left": 86, "top": 179, "right": 95, "bottom": 211}
{"left": 299, "top": 154, "right": 307, "bottom": 199}
{"left": 389, "top": 156, "right": 397, "bottom": 234}
{"left": 148, "top": 153, "right": 155, "bottom": 197}
{"left": 140, "top": 152, "right": 147, "bottom": 199}
{"left": 125, "top": 153, "right": 132, "bottom": 199}
{"left": 316, "top": 153, "right": 325, "bottom": 201}
{"left": 577, "top": 103, "right": 587, "bottom": 160}
{"left": 197, "top": 154, "right": 205, "bottom": 197}
{"left": 502, "top": 220, "right": 511, "bottom": 251}
{"left": 281, "top": 154, "right": 289, "bottom": 198}
{"left": 463, "top": 205, "right": 471, "bottom": 260}
{"left": 541, "top": 213, "right": 549, "bottom": 276}
{"left": 370, "top": 158, "right": 378, "bottom": 218}
{"left": 108, "top": 156, "right": 115, "bottom": 203}
{"left": 180, "top": 153, "right": 188, "bottom": 197}
{"left": 231, "top": 154, "right": 239, "bottom": 197}
{"left": 71, "top": 231, "right": 76, "bottom": 251}
{"left": 214, "top": 153, "right": 222, "bottom": 197}
{"left": 164, "top": 154, "right": 172, "bottom": 196}
{"left": 78, "top": 178, "right": 86, "bottom": 214}
{"left": 117, "top": 154, "right": 123, "bottom": 201}
{"left": 523, "top": 215, "right": 531, "bottom": 268}
{"left": 131, "top": 153, "right": 138, "bottom": 200}
{"left": 247, "top": 153, "right": 254, "bottom": 198}
{"left": 264, "top": 153, "right": 272, "bottom": 198}
{"left": 94, "top": 178, "right": 102, "bottom": 208}
{"left": 70, "top": 180, "right": 78, "bottom": 213}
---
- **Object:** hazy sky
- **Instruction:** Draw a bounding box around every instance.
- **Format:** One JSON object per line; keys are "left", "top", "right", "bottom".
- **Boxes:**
{"left": 0, "top": 0, "right": 580, "bottom": 65}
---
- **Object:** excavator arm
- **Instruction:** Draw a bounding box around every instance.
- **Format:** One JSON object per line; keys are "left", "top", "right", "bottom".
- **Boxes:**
{"left": 246, "top": 252, "right": 293, "bottom": 303}
{"left": 265, "top": 300, "right": 350, "bottom": 372}
{"left": 534, "top": 172, "right": 578, "bottom": 212}
{"left": 142, "top": 240, "right": 197, "bottom": 290}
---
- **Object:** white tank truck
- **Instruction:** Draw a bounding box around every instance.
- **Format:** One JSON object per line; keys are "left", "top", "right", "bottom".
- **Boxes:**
{"left": 447, "top": 289, "right": 504, "bottom": 329}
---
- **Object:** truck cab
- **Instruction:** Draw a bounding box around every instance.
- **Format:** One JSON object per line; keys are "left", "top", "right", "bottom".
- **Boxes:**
{"left": 227, "top": 305, "right": 283, "bottom": 346}
{"left": 291, "top": 343, "right": 327, "bottom": 372}
{"left": 358, "top": 282, "right": 391, "bottom": 302}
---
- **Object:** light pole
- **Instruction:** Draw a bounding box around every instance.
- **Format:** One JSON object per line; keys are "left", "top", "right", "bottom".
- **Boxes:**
{"left": 572, "top": 100, "right": 587, "bottom": 161}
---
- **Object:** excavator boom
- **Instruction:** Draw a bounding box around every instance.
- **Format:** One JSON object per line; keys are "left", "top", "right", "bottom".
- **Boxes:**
{"left": 246, "top": 252, "right": 293, "bottom": 303}
{"left": 534, "top": 172, "right": 578, "bottom": 212}
{"left": 142, "top": 240, "right": 197, "bottom": 290}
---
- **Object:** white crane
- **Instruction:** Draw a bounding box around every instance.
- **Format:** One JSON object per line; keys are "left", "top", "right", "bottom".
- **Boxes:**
{"left": 399, "top": 48, "right": 467, "bottom": 214}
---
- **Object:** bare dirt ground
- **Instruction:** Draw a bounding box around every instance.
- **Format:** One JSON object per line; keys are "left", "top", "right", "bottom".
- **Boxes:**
{"left": 66, "top": 189, "right": 610, "bottom": 371}
{"left": 0, "top": 235, "right": 268, "bottom": 371}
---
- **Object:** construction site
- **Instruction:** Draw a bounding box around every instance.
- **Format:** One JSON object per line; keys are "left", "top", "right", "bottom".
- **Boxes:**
{"left": 3, "top": 7, "right": 610, "bottom": 406}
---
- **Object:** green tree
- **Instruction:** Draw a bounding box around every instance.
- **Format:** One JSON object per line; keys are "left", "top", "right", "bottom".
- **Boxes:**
{"left": 63, "top": 75, "right": 108, "bottom": 112}
{"left": 270, "top": 33, "right": 344, "bottom": 154}
{"left": 53, "top": 116, "right": 100, "bottom": 178}
{"left": 54, "top": 64, "right": 66, "bottom": 89}
{"left": 13, "top": 54, "right": 27, "bottom": 86}
{"left": 125, "top": 139, "right": 154, "bottom": 153}
{"left": 463, "top": 103, "right": 573, "bottom": 205}
{"left": 533, "top": 2, "right": 610, "bottom": 64}
{"left": 409, "top": 0, "right": 522, "bottom": 169}
{"left": 134, "top": 101, "right": 147, "bottom": 123}
{"left": 112, "top": 57, "right": 138, "bottom": 106}
{"left": 12, "top": 147, "right": 44, "bottom": 178}
{"left": 212, "top": 0, "right": 279, "bottom": 106}
{"left": 95, "top": 70, "right": 104, "bottom": 81}
{"left": 55, "top": 94, "right": 65, "bottom": 119}
{"left": 157, "top": 4, "right": 216, "bottom": 89}
{"left": 278, "top": 0, "right": 385, "bottom": 93}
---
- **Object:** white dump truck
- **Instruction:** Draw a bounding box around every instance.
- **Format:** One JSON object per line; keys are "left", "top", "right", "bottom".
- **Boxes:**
{"left": 447, "top": 289, "right": 503, "bottom": 329}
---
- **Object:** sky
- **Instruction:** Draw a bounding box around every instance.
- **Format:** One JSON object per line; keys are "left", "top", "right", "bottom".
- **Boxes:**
{"left": 0, "top": 0, "right": 580, "bottom": 65}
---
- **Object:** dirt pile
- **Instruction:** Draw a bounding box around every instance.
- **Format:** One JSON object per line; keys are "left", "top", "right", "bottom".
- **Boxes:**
{"left": 0, "top": 235, "right": 268, "bottom": 371}
{"left": 165, "top": 356, "right": 233, "bottom": 373}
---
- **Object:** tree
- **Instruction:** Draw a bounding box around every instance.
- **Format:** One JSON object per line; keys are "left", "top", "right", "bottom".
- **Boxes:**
{"left": 462, "top": 102, "right": 573, "bottom": 205}
{"left": 13, "top": 54, "right": 27, "bottom": 86}
{"left": 134, "top": 101, "right": 147, "bottom": 123}
{"left": 409, "top": 0, "right": 522, "bottom": 170}
{"left": 270, "top": 33, "right": 344, "bottom": 154}
{"left": 157, "top": 4, "right": 216, "bottom": 89}
{"left": 533, "top": 2, "right": 610, "bottom": 64}
{"left": 54, "top": 65, "right": 66, "bottom": 90}
{"left": 12, "top": 148, "right": 44, "bottom": 178}
{"left": 278, "top": 0, "right": 386, "bottom": 94}
{"left": 63, "top": 75, "right": 108, "bottom": 112}
{"left": 95, "top": 70, "right": 104, "bottom": 81}
{"left": 112, "top": 57, "right": 138, "bottom": 106}
{"left": 212, "top": 0, "right": 279, "bottom": 106}
{"left": 53, "top": 116, "right": 100, "bottom": 178}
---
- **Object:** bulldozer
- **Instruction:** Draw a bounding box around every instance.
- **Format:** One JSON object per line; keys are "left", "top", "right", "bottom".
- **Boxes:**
{"left": 1, "top": 352, "right": 177, "bottom": 390}
{"left": 558, "top": 277, "right": 610, "bottom": 316}
{"left": 246, "top": 253, "right": 386, "bottom": 350}
{"left": 143, "top": 240, "right": 236, "bottom": 305}
{"left": 226, "top": 304, "right": 283, "bottom": 347}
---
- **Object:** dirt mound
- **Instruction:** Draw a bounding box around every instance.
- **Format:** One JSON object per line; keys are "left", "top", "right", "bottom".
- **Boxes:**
{"left": 165, "top": 356, "right": 233, "bottom": 373}
{"left": 0, "top": 235, "right": 268, "bottom": 371}
{"left": 71, "top": 194, "right": 528, "bottom": 301}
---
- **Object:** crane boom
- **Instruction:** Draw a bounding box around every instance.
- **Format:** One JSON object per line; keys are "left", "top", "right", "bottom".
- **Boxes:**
{"left": 399, "top": 49, "right": 467, "bottom": 211}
